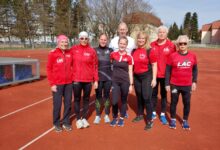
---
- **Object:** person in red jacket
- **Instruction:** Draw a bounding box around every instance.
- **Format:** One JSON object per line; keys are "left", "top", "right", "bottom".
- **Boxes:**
{"left": 150, "top": 26, "right": 176, "bottom": 125}
{"left": 132, "top": 31, "right": 157, "bottom": 130}
{"left": 47, "top": 34, "right": 73, "bottom": 132}
{"left": 165, "top": 35, "right": 198, "bottom": 130}
{"left": 71, "top": 31, "right": 98, "bottom": 129}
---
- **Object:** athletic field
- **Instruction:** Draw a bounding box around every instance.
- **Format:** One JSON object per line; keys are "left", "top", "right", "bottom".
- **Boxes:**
{"left": 0, "top": 48, "right": 219, "bottom": 150}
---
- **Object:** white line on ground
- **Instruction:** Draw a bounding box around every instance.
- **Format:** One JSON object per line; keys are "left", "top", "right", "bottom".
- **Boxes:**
{"left": 0, "top": 96, "right": 52, "bottom": 120}
{"left": 18, "top": 100, "right": 95, "bottom": 150}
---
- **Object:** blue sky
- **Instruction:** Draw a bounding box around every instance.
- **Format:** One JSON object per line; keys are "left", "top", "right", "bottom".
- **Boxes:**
{"left": 148, "top": 0, "right": 220, "bottom": 29}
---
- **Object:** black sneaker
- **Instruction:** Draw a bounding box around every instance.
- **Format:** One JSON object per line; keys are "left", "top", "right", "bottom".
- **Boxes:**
{"left": 62, "top": 124, "right": 72, "bottom": 131}
{"left": 132, "top": 116, "right": 144, "bottom": 123}
{"left": 144, "top": 121, "right": 153, "bottom": 131}
{"left": 54, "top": 125, "right": 63, "bottom": 132}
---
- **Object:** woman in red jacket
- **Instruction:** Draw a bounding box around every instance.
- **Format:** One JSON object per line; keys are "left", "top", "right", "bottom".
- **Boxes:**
{"left": 71, "top": 31, "right": 98, "bottom": 129}
{"left": 165, "top": 35, "right": 198, "bottom": 130}
{"left": 132, "top": 31, "right": 157, "bottom": 130}
{"left": 47, "top": 35, "right": 73, "bottom": 132}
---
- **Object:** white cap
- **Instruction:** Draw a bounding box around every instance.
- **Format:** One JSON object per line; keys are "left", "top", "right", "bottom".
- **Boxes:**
{"left": 79, "top": 31, "right": 88, "bottom": 38}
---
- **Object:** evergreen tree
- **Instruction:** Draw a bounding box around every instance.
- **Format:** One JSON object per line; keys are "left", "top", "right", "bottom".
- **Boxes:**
{"left": 183, "top": 12, "right": 191, "bottom": 37}
{"left": 168, "top": 22, "right": 179, "bottom": 40}
{"left": 191, "top": 12, "right": 199, "bottom": 42}
{"left": 179, "top": 25, "right": 184, "bottom": 35}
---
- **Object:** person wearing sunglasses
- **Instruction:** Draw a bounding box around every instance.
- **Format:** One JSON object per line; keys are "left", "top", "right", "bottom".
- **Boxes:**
{"left": 165, "top": 35, "right": 198, "bottom": 130}
{"left": 47, "top": 35, "right": 73, "bottom": 132}
{"left": 93, "top": 34, "right": 113, "bottom": 124}
{"left": 110, "top": 36, "right": 134, "bottom": 127}
{"left": 150, "top": 26, "right": 176, "bottom": 125}
{"left": 70, "top": 31, "right": 99, "bottom": 129}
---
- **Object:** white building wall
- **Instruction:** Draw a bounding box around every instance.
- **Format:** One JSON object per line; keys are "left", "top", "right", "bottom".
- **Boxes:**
{"left": 201, "top": 31, "right": 211, "bottom": 44}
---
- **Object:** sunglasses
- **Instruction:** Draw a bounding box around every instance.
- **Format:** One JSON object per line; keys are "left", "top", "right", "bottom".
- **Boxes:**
{"left": 179, "top": 42, "right": 187, "bottom": 46}
{"left": 80, "top": 37, "right": 88, "bottom": 41}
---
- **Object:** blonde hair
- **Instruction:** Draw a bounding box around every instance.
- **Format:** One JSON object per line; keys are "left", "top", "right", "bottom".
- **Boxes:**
{"left": 118, "top": 36, "right": 128, "bottom": 45}
{"left": 136, "top": 31, "right": 150, "bottom": 49}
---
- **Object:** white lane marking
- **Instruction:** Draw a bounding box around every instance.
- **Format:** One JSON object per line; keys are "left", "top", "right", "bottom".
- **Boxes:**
{"left": 0, "top": 96, "right": 52, "bottom": 120}
{"left": 18, "top": 100, "right": 95, "bottom": 150}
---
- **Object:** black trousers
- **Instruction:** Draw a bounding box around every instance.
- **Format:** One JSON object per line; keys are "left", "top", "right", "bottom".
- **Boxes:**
{"left": 95, "top": 80, "right": 111, "bottom": 116}
{"left": 73, "top": 82, "right": 92, "bottom": 120}
{"left": 170, "top": 85, "right": 192, "bottom": 120}
{"left": 52, "top": 83, "right": 72, "bottom": 126}
{"left": 152, "top": 78, "right": 167, "bottom": 113}
{"left": 134, "top": 71, "right": 153, "bottom": 121}
{"left": 111, "top": 81, "right": 129, "bottom": 118}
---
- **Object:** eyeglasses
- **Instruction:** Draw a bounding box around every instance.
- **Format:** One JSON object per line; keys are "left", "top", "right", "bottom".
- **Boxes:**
{"left": 80, "top": 37, "right": 88, "bottom": 41}
{"left": 179, "top": 42, "right": 187, "bottom": 46}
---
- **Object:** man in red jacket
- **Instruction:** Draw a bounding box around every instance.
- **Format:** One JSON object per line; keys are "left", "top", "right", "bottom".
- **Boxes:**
{"left": 71, "top": 31, "right": 98, "bottom": 129}
{"left": 150, "top": 26, "right": 176, "bottom": 125}
{"left": 47, "top": 35, "right": 73, "bottom": 132}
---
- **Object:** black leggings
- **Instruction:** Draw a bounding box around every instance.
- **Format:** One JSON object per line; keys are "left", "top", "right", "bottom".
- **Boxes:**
{"left": 95, "top": 80, "right": 111, "bottom": 115}
{"left": 111, "top": 82, "right": 129, "bottom": 118}
{"left": 170, "top": 85, "right": 192, "bottom": 120}
{"left": 134, "top": 71, "right": 153, "bottom": 121}
{"left": 52, "top": 83, "right": 72, "bottom": 126}
{"left": 152, "top": 78, "right": 167, "bottom": 113}
{"left": 73, "top": 82, "right": 92, "bottom": 120}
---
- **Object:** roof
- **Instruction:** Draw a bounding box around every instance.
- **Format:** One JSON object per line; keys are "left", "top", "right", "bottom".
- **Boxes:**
{"left": 202, "top": 20, "right": 220, "bottom": 31}
{"left": 123, "top": 11, "right": 162, "bottom": 27}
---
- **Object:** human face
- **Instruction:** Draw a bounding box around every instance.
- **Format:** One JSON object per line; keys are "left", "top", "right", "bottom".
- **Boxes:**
{"left": 118, "top": 24, "right": 128, "bottom": 37}
{"left": 79, "top": 36, "right": 89, "bottom": 46}
{"left": 99, "top": 35, "right": 108, "bottom": 47}
{"left": 158, "top": 28, "right": 168, "bottom": 40}
{"left": 58, "top": 39, "right": 69, "bottom": 50}
{"left": 137, "top": 34, "right": 147, "bottom": 48}
{"left": 118, "top": 39, "right": 128, "bottom": 52}
{"left": 178, "top": 38, "right": 188, "bottom": 52}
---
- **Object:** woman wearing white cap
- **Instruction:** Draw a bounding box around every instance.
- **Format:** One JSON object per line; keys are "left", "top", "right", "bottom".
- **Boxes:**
{"left": 71, "top": 31, "right": 99, "bottom": 129}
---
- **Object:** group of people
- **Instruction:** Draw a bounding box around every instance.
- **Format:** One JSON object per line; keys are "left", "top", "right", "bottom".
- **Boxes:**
{"left": 46, "top": 22, "right": 198, "bottom": 132}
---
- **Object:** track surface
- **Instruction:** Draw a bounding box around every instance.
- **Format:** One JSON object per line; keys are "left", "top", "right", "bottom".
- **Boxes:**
{"left": 0, "top": 48, "right": 219, "bottom": 150}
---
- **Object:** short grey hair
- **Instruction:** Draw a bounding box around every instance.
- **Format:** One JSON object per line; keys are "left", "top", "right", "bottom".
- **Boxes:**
{"left": 158, "top": 25, "right": 168, "bottom": 34}
{"left": 176, "top": 35, "right": 189, "bottom": 44}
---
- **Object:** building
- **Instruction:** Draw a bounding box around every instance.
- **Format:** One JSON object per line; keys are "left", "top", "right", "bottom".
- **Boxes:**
{"left": 123, "top": 11, "right": 162, "bottom": 42}
{"left": 201, "top": 20, "right": 220, "bottom": 44}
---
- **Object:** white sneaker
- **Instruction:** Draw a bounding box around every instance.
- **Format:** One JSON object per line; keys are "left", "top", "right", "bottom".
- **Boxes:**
{"left": 104, "top": 115, "right": 110, "bottom": 123}
{"left": 93, "top": 116, "right": 101, "bottom": 124}
{"left": 76, "top": 119, "right": 83, "bottom": 129}
{"left": 82, "top": 118, "right": 90, "bottom": 128}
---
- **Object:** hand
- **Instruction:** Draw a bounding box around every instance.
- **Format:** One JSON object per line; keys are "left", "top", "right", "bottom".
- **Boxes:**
{"left": 129, "top": 85, "right": 133, "bottom": 93}
{"left": 51, "top": 85, "right": 57, "bottom": 92}
{"left": 93, "top": 81, "right": 98, "bottom": 89}
{"left": 151, "top": 79, "right": 157, "bottom": 88}
{"left": 165, "top": 86, "right": 170, "bottom": 92}
{"left": 192, "top": 82, "right": 197, "bottom": 91}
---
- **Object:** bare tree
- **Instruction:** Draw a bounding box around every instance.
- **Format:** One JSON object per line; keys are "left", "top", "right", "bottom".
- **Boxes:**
{"left": 87, "top": 0, "right": 152, "bottom": 39}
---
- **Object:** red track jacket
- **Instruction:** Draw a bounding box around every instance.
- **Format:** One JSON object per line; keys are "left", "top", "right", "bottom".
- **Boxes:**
{"left": 71, "top": 44, "right": 98, "bottom": 82}
{"left": 151, "top": 39, "right": 176, "bottom": 78}
{"left": 47, "top": 48, "right": 73, "bottom": 86}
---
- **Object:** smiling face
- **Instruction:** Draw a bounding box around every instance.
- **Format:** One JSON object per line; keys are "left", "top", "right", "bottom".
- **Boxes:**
{"left": 118, "top": 37, "right": 128, "bottom": 52}
{"left": 58, "top": 39, "right": 69, "bottom": 50}
{"left": 137, "top": 32, "right": 148, "bottom": 48}
{"left": 79, "top": 36, "right": 89, "bottom": 46}
{"left": 99, "top": 34, "right": 108, "bottom": 47}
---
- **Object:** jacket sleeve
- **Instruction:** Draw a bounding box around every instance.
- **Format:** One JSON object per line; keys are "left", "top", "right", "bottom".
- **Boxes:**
{"left": 93, "top": 50, "right": 99, "bottom": 81}
{"left": 46, "top": 52, "right": 54, "bottom": 86}
{"left": 165, "top": 64, "right": 172, "bottom": 86}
